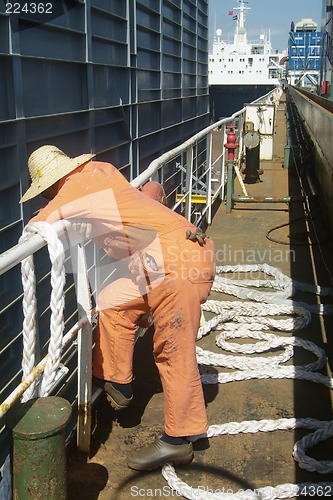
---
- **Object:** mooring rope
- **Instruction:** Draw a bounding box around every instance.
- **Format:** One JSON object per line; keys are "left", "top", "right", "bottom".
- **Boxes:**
{"left": 19, "top": 228, "right": 38, "bottom": 401}
{"left": 17, "top": 227, "right": 333, "bottom": 498}
{"left": 212, "top": 263, "right": 333, "bottom": 315}
{"left": 162, "top": 264, "right": 333, "bottom": 499}
{"left": 20, "top": 222, "right": 65, "bottom": 400}
{"left": 0, "top": 223, "right": 67, "bottom": 500}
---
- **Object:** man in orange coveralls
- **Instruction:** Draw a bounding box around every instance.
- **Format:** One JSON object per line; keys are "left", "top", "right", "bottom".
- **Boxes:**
{"left": 21, "top": 145, "right": 215, "bottom": 471}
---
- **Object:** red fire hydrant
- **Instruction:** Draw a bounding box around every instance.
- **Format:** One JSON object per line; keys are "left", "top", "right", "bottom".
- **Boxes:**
{"left": 224, "top": 126, "right": 239, "bottom": 160}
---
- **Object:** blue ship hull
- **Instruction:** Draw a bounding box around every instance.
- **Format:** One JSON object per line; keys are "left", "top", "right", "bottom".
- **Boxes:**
{"left": 209, "top": 84, "right": 276, "bottom": 120}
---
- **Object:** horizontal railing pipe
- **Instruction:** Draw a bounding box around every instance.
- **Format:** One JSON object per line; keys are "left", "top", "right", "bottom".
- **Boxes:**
{"left": 131, "top": 108, "right": 245, "bottom": 188}
{"left": 0, "top": 220, "right": 71, "bottom": 276}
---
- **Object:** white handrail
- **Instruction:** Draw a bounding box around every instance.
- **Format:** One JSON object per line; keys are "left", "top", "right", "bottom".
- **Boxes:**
{"left": 131, "top": 108, "right": 245, "bottom": 189}
{"left": 0, "top": 220, "right": 71, "bottom": 277}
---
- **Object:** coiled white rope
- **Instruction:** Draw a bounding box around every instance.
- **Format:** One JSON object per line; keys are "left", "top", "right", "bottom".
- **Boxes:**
{"left": 212, "top": 264, "right": 333, "bottom": 315}
{"left": 162, "top": 264, "right": 333, "bottom": 499}
{"left": 20, "top": 222, "right": 65, "bottom": 400}
{"left": 0, "top": 223, "right": 66, "bottom": 500}
{"left": 19, "top": 229, "right": 38, "bottom": 401}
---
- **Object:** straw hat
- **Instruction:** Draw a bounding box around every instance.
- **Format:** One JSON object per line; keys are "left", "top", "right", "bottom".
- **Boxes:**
{"left": 20, "top": 145, "right": 95, "bottom": 203}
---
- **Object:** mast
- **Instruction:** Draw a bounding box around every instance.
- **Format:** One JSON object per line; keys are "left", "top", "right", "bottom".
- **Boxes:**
{"left": 233, "top": 0, "right": 251, "bottom": 46}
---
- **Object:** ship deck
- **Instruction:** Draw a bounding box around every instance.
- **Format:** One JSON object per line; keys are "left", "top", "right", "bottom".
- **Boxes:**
{"left": 67, "top": 96, "right": 333, "bottom": 499}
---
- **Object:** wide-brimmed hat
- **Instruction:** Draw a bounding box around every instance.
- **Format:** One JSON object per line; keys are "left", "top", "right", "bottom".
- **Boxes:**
{"left": 20, "top": 145, "right": 95, "bottom": 203}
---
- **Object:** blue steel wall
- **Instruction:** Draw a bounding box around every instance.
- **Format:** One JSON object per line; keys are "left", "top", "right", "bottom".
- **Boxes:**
{"left": 288, "top": 31, "right": 321, "bottom": 70}
{"left": 0, "top": 0, "right": 209, "bottom": 470}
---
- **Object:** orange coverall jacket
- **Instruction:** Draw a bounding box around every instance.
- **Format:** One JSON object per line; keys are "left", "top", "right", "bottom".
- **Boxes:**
{"left": 31, "top": 161, "right": 215, "bottom": 437}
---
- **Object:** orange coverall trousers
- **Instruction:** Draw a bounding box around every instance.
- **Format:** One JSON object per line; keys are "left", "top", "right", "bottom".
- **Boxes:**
{"left": 30, "top": 161, "right": 215, "bottom": 438}
{"left": 93, "top": 228, "right": 215, "bottom": 438}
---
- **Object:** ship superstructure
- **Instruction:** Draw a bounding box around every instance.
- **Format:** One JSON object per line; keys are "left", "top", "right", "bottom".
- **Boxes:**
{"left": 209, "top": 0, "right": 285, "bottom": 118}
{"left": 287, "top": 18, "right": 321, "bottom": 90}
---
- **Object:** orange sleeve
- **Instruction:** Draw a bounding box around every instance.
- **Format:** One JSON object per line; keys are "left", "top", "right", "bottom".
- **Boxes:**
{"left": 29, "top": 177, "right": 89, "bottom": 224}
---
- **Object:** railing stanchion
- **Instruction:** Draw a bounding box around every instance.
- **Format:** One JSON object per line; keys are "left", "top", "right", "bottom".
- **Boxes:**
{"left": 185, "top": 146, "right": 194, "bottom": 221}
{"left": 206, "top": 132, "right": 213, "bottom": 225}
{"left": 72, "top": 242, "right": 93, "bottom": 455}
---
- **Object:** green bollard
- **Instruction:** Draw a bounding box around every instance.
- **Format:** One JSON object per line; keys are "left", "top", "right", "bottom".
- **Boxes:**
{"left": 7, "top": 396, "right": 72, "bottom": 500}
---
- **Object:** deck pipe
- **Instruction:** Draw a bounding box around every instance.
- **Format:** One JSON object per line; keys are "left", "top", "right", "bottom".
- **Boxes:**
{"left": 226, "top": 97, "right": 317, "bottom": 213}
{"left": 232, "top": 194, "right": 306, "bottom": 203}
{"left": 285, "top": 93, "right": 317, "bottom": 198}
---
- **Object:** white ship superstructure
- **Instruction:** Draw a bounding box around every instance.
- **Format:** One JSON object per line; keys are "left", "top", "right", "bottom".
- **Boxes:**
{"left": 209, "top": 0, "right": 285, "bottom": 118}
{"left": 209, "top": 0, "right": 284, "bottom": 86}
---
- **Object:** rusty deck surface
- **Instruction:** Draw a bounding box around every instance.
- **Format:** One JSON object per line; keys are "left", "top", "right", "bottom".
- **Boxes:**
{"left": 67, "top": 97, "right": 333, "bottom": 499}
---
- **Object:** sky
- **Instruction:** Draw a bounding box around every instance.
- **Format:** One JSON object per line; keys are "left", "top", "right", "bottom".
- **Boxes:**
{"left": 208, "top": 0, "right": 323, "bottom": 52}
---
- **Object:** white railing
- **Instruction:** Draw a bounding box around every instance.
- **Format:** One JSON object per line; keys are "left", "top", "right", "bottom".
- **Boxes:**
{"left": 0, "top": 87, "right": 282, "bottom": 458}
{"left": 132, "top": 107, "right": 244, "bottom": 225}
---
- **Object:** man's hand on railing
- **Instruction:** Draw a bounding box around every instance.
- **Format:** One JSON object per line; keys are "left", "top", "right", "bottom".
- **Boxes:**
{"left": 185, "top": 228, "right": 208, "bottom": 246}
{"left": 72, "top": 221, "right": 93, "bottom": 239}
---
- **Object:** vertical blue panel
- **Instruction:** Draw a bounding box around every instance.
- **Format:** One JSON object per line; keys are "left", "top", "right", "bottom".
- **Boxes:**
{"left": 0, "top": 57, "right": 15, "bottom": 120}
{"left": 0, "top": 0, "right": 210, "bottom": 473}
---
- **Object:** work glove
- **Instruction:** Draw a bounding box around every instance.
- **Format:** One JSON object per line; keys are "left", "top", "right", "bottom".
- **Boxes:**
{"left": 72, "top": 221, "right": 92, "bottom": 239}
{"left": 185, "top": 227, "right": 207, "bottom": 246}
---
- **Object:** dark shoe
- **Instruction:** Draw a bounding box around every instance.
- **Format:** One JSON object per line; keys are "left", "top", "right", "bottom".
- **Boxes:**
{"left": 127, "top": 436, "right": 194, "bottom": 471}
{"left": 92, "top": 376, "right": 133, "bottom": 410}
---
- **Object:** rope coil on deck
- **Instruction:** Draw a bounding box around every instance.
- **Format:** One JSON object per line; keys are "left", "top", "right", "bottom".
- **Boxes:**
{"left": 162, "top": 264, "right": 333, "bottom": 499}
{"left": 212, "top": 263, "right": 333, "bottom": 315}
{"left": 20, "top": 222, "right": 65, "bottom": 401}
{"left": 18, "top": 227, "right": 333, "bottom": 498}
